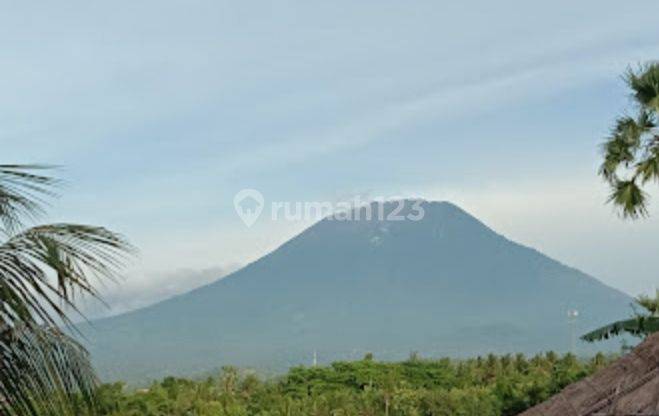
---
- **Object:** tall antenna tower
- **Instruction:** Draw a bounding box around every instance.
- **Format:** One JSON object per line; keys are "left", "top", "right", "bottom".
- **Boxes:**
{"left": 312, "top": 350, "right": 318, "bottom": 367}
{"left": 567, "top": 309, "right": 579, "bottom": 355}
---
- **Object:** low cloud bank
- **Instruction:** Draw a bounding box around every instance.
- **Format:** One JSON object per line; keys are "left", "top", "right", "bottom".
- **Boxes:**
{"left": 78, "top": 264, "right": 242, "bottom": 320}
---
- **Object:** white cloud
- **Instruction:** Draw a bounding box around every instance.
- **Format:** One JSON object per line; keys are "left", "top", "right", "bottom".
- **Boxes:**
{"left": 77, "top": 265, "right": 241, "bottom": 319}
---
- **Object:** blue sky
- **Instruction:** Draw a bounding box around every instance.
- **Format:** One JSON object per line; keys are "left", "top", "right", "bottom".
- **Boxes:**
{"left": 3, "top": 1, "right": 659, "bottom": 316}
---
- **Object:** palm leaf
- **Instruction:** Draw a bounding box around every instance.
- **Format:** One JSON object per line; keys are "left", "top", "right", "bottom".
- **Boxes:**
{"left": 636, "top": 292, "right": 659, "bottom": 315}
{"left": 0, "top": 224, "right": 135, "bottom": 329}
{"left": 0, "top": 165, "right": 57, "bottom": 236}
{"left": 600, "top": 65, "right": 659, "bottom": 215}
{"left": 607, "top": 179, "right": 648, "bottom": 219}
{"left": 0, "top": 165, "right": 135, "bottom": 415}
{"left": 0, "top": 323, "right": 96, "bottom": 416}
{"left": 626, "top": 63, "right": 659, "bottom": 112}
{"left": 580, "top": 316, "right": 659, "bottom": 342}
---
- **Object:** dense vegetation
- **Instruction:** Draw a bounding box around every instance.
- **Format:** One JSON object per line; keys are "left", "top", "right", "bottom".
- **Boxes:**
{"left": 81, "top": 352, "right": 613, "bottom": 416}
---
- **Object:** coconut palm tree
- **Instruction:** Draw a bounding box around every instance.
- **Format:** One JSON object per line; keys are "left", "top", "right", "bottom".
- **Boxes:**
{"left": 581, "top": 291, "right": 659, "bottom": 343}
{"left": 583, "top": 62, "right": 659, "bottom": 345}
{"left": 0, "top": 165, "right": 134, "bottom": 415}
{"left": 600, "top": 62, "right": 659, "bottom": 218}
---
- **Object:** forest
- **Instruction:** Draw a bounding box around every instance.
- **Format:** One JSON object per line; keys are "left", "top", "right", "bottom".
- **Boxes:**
{"left": 80, "top": 351, "right": 614, "bottom": 416}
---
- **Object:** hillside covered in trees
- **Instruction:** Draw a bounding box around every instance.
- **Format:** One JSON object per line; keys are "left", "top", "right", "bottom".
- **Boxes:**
{"left": 82, "top": 352, "right": 613, "bottom": 416}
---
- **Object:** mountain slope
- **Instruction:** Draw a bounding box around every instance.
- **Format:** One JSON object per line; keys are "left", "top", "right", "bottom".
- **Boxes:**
{"left": 84, "top": 201, "right": 632, "bottom": 382}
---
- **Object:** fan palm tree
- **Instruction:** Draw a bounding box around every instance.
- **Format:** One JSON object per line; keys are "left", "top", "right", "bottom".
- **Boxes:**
{"left": 600, "top": 62, "right": 659, "bottom": 218}
{"left": 0, "top": 165, "right": 134, "bottom": 415}
{"left": 581, "top": 291, "right": 659, "bottom": 343}
{"left": 584, "top": 62, "right": 659, "bottom": 345}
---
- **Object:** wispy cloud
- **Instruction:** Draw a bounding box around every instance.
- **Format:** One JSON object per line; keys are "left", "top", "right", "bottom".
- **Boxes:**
{"left": 210, "top": 41, "right": 659, "bottom": 175}
{"left": 3, "top": 0, "right": 659, "bottom": 308}
{"left": 77, "top": 264, "right": 242, "bottom": 319}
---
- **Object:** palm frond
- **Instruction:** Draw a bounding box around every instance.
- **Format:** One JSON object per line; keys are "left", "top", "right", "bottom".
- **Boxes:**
{"left": 0, "top": 224, "right": 135, "bottom": 328}
{"left": 0, "top": 165, "right": 135, "bottom": 415}
{"left": 636, "top": 152, "right": 659, "bottom": 184}
{"left": 607, "top": 179, "right": 648, "bottom": 219}
{"left": 599, "top": 112, "right": 655, "bottom": 180}
{"left": 626, "top": 63, "right": 659, "bottom": 112}
{"left": 0, "top": 166, "right": 58, "bottom": 236}
{"left": 636, "top": 291, "right": 659, "bottom": 315}
{"left": 0, "top": 323, "right": 97, "bottom": 416}
{"left": 581, "top": 316, "right": 659, "bottom": 343}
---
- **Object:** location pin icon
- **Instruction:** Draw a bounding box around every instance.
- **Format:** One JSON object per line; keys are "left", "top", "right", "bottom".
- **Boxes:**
{"left": 234, "top": 189, "right": 264, "bottom": 227}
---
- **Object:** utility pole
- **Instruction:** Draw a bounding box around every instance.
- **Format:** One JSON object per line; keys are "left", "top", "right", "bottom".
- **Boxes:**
{"left": 567, "top": 309, "right": 579, "bottom": 355}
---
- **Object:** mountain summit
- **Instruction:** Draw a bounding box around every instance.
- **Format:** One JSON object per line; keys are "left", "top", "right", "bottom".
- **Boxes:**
{"left": 86, "top": 200, "right": 631, "bottom": 381}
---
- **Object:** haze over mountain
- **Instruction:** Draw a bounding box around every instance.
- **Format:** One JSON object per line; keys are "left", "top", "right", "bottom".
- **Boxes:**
{"left": 84, "top": 200, "right": 632, "bottom": 382}
{"left": 78, "top": 265, "right": 241, "bottom": 320}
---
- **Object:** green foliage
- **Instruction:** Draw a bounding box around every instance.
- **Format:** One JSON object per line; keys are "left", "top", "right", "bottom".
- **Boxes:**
{"left": 600, "top": 63, "right": 659, "bottom": 218}
{"left": 0, "top": 165, "right": 134, "bottom": 415}
{"left": 581, "top": 290, "right": 659, "bottom": 342}
{"left": 79, "top": 353, "right": 614, "bottom": 416}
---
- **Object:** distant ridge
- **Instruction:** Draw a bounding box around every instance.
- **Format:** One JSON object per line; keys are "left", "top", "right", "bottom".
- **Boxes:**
{"left": 83, "top": 200, "right": 632, "bottom": 382}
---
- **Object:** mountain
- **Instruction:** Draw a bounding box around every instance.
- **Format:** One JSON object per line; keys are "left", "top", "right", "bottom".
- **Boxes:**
{"left": 83, "top": 200, "right": 632, "bottom": 382}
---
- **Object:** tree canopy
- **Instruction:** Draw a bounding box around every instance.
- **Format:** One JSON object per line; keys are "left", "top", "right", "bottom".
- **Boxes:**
{"left": 76, "top": 352, "right": 613, "bottom": 416}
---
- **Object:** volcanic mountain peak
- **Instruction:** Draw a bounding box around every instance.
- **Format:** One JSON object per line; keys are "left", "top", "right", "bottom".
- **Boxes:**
{"left": 85, "top": 200, "right": 632, "bottom": 382}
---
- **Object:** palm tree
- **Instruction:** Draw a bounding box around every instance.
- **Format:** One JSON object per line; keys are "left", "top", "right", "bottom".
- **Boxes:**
{"left": 583, "top": 63, "right": 659, "bottom": 346}
{"left": 0, "top": 165, "right": 134, "bottom": 415}
{"left": 600, "top": 62, "right": 659, "bottom": 218}
{"left": 581, "top": 291, "right": 659, "bottom": 343}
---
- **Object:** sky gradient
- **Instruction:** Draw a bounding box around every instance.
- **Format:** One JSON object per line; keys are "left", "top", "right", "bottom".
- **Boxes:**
{"left": 3, "top": 1, "right": 659, "bottom": 316}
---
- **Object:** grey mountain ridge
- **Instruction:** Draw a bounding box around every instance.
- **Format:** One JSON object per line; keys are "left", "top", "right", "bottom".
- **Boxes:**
{"left": 83, "top": 200, "right": 632, "bottom": 382}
